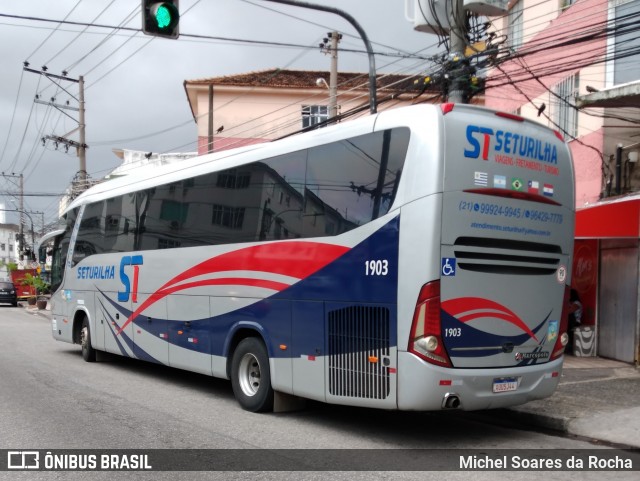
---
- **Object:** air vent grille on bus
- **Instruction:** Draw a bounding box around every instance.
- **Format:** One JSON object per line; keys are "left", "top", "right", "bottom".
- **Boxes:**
{"left": 328, "top": 306, "right": 391, "bottom": 400}
{"left": 455, "top": 237, "right": 562, "bottom": 253}
{"left": 453, "top": 237, "right": 562, "bottom": 275}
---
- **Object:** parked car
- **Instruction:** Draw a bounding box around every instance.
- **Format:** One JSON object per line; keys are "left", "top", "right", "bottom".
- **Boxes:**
{"left": 0, "top": 281, "right": 18, "bottom": 307}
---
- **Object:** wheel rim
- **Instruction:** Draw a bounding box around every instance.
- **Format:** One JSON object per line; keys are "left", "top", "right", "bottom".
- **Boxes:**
{"left": 238, "top": 353, "right": 261, "bottom": 397}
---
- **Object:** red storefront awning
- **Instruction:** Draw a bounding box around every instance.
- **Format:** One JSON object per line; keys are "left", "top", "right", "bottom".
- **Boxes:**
{"left": 576, "top": 197, "right": 640, "bottom": 238}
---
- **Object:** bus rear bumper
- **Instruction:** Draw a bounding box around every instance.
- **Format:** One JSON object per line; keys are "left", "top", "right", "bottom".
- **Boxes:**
{"left": 397, "top": 351, "right": 563, "bottom": 411}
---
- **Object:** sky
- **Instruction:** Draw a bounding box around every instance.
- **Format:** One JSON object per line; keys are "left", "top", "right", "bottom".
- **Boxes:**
{"left": 0, "top": 0, "right": 441, "bottom": 229}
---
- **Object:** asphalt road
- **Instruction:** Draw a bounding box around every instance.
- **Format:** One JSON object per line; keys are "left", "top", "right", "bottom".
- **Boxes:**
{"left": 0, "top": 306, "right": 637, "bottom": 480}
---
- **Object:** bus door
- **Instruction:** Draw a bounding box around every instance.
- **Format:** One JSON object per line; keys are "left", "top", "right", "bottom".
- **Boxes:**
{"left": 99, "top": 292, "right": 135, "bottom": 358}
{"left": 102, "top": 255, "right": 140, "bottom": 359}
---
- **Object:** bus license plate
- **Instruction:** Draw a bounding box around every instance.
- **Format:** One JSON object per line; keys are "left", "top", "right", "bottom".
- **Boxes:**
{"left": 493, "top": 378, "right": 518, "bottom": 393}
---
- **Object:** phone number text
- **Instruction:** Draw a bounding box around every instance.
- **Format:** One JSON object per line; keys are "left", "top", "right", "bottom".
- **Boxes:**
{"left": 458, "top": 201, "right": 563, "bottom": 224}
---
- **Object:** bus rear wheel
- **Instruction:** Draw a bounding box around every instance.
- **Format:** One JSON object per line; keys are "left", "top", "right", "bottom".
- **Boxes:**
{"left": 80, "top": 318, "right": 96, "bottom": 362}
{"left": 231, "top": 337, "right": 274, "bottom": 412}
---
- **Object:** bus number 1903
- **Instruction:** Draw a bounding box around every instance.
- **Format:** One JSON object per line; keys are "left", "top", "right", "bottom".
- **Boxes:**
{"left": 365, "top": 259, "right": 389, "bottom": 276}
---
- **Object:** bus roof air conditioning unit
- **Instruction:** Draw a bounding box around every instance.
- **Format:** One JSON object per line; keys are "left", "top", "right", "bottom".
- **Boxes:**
{"left": 463, "top": 0, "right": 509, "bottom": 16}
{"left": 405, "top": 0, "right": 456, "bottom": 35}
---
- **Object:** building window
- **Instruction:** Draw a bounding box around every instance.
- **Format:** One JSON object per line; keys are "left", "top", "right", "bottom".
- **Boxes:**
{"left": 160, "top": 200, "right": 189, "bottom": 224}
{"left": 158, "top": 239, "right": 181, "bottom": 249}
{"left": 553, "top": 74, "right": 579, "bottom": 139}
{"left": 613, "top": 0, "right": 640, "bottom": 85}
{"left": 216, "top": 169, "right": 251, "bottom": 189}
{"left": 274, "top": 218, "right": 283, "bottom": 240}
{"left": 212, "top": 205, "right": 245, "bottom": 229}
{"left": 560, "top": 0, "right": 576, "bottom": 9}
{"left": 302, "top": 105, "right": 328, "bottom": 128}
{"left": 508, "top": 1, "right": 523, "bottom": 51}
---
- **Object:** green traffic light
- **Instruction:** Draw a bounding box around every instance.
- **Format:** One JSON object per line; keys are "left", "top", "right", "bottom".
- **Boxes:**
{"left": 143, "top": 1, "right": 179, "bottom": 39}
{"left": 155, "top": 5, "right": 173, "bottom": 29}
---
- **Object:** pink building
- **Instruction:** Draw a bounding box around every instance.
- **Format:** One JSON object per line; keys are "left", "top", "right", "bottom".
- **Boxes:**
{"left": 489, "top": 0, "right": 640, "bottom": 363}
{"left": 183, "top": 69, "right": 416, "bottom": 155}
{"left": 487, "top": 0, "right": 639, "bottom": 206}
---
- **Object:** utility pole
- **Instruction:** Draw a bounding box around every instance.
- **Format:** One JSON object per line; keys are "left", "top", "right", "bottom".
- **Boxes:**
{"left": 329, "top": 32, "right": 338, "bottom": 118}
{"left": 320, "top": 32, "right": 342, "bottom": 119}
{"left": 447, "top": 0, "right": 468, "bottom": 104}
{"left": 78, "top": 75, "right": 87, "bottom": 188}
{"left": 24, "top": 65, "right": 89, "bottom": 197}
{"left": 19, "top": 174, "right": 24, "bottom": 256}
{"left": 208, "top": 84, "right": 214, "bottom": 153}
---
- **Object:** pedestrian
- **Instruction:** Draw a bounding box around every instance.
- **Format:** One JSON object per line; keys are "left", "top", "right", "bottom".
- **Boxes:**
{"left": 566, "top": 289, "right": 583, "bottom": 354}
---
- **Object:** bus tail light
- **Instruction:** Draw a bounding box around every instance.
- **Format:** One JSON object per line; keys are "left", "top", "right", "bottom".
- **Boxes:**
{"left": 409, "top": 281, "right": 452, "bottom": 368}
{"left": 550, "top": 285, "right": 571, "bottom": 361}
{"left": 440, "top": 103, "right": 455, "bottom": 115}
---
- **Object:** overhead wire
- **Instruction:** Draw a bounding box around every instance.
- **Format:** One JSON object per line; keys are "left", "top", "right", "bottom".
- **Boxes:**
{"left": 24, "top": 0, "right": 83, "bottom": 63}
{"left": 1, "top": 2, "right": 429, "bottom": 226}
{"left": 88, "top": 0, "right": 437, "bottom": 155}
{"left": 7, "top": 75, "right": 44, "bottom": 174}
{"left": 239, "top": 0, "right": 432, "bottom": 61}
{"left": 0, "top": 68, "right": 26, "bottom": 169}
{"left": 64, "top": 3, "right": 141, "bottom": 73}
{"left": 8, "top": 1, "right": 635, "bottom": 222}
{"left": 42, "top": 0, "right": 119, "bottom": 68}
{"left": 168, "top": 53, "right": 427, "bottom": 156}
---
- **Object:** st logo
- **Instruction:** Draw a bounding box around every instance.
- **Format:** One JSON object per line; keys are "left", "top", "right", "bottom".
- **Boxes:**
{"left": 118, "top": 255, "right": 143, "bottom": 302}
{"left": 464, "top": 125, "right": 495, "bottom": 160}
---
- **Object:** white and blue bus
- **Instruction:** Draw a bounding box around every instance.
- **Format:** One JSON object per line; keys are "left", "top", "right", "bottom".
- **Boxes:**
{"left": 48, "top": 104, "right": 575, "bottom": 412}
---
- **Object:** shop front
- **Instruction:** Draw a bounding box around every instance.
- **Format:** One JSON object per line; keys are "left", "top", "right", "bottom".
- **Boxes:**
{"left": 574, "top": 195, "right": 640, "bottom": 364}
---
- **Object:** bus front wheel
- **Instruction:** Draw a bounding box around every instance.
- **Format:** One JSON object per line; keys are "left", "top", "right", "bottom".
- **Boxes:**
{"left": 80, "top": 318, "right": 96, "bottom": 362}
{"left": 230, "top": 337, "right": 274, "bottom": 412}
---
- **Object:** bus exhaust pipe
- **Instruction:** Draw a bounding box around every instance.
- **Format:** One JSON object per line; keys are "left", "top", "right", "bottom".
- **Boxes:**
{"left": 442, "top": 393, "right": 461, "bottom": 409}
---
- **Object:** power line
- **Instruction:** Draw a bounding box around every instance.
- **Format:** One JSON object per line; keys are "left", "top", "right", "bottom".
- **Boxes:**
{"left": 24, "top": 0, "right": 82, "bottom": 63}
{"left": 42, "top": 0, "right": 119, "bottom": 68}
{"left": 0, "top": 12, "right": 435, "bottom": 62}
{"left": 64, "top": 3, "right": 141, "bottom": 73}
{"left": 0, "top": 68, "right": 26, "bottom": 169}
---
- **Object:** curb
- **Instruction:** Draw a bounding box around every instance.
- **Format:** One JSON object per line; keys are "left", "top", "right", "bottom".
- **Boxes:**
{"left": 465, "top": 407, "right": 571, "bottom": 435}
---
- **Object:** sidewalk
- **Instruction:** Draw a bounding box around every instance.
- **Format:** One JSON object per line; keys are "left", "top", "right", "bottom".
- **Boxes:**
{"left": 487, "top": 355, "right": 640, "bottom": 448}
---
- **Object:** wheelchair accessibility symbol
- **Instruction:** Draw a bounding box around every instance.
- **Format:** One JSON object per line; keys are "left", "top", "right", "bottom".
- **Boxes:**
{"left": 442, "top": 258, "right": 456, "bottom": 276}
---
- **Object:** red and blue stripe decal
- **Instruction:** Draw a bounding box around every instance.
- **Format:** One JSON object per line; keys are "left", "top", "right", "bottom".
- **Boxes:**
{"left": 97, "top": 217, "right": 400, "bottom": 362}
{"left": 116, "top": 241, "right": 349, "bottom": 335}
{"left": 441, "top": 297, "right": 551, "bottom": 362}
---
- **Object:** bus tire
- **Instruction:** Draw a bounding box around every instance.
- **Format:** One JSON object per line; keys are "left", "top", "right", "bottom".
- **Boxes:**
{"left": 80, "top": 317, "right": 96, "bottom": 362}
{"left": 230, "top": 337, "right": 274, "bottom": 412}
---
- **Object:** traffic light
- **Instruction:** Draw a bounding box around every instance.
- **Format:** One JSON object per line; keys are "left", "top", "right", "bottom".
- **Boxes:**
{"left": 142, "top": 1, "right": 179, "bottom": 39}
